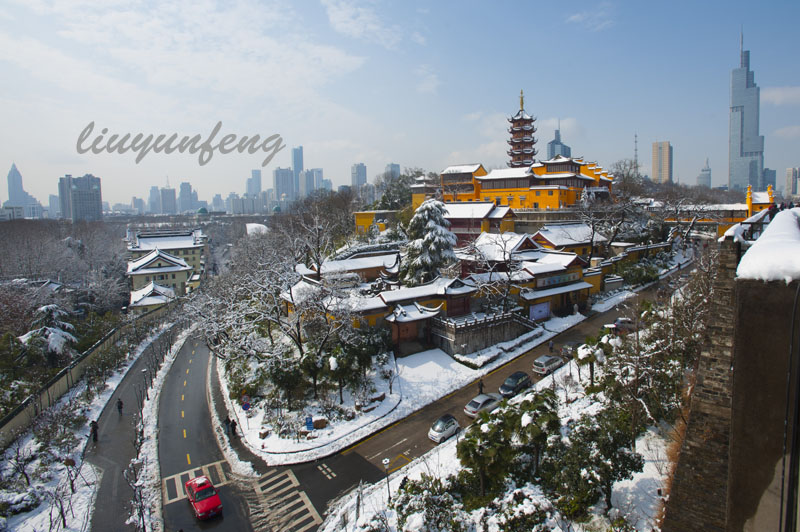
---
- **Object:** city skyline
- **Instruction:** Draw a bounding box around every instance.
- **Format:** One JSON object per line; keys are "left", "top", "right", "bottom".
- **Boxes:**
{"left": 1, "top": 1, "right": 799, "bottom": 205}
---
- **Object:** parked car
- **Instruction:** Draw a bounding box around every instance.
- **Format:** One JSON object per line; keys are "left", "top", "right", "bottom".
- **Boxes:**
{"left": 604, "top": 317, "right": 637, "bottom": 334}
{"left": 532, "top": 354, "right": 564, "bottom": 376}
{"left": 498, "top": 371, "right": 532, "bottom": 398}
{"left": 560, "top": 341, "right": 582, "bottom": 359}
{"left": 428, "top": 413, "right": 460, "bottom": 443}
{"left": 464, "top": 393, "right": 502, "bottom": 418}
{"left": 185, "top": 475, "right": 223, "bottom": 520}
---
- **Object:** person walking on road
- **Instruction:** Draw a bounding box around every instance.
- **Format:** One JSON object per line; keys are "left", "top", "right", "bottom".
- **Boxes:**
{"left": 224, "top": 416, "right": 231, "bottom": 435}
{"left": 230, "top": 418, "right": 237, "bottom": 438}
{"left": 90, "top": 420, "right": 98, "bottom": 442}
{"left": 478, "top": 377, "right": 484, "bottom": 395}
{"left": 548, "top": 339, "right": 554, "bottom": 353}
{"left": 116, "top": 398, "right": 123, "bottom": 415}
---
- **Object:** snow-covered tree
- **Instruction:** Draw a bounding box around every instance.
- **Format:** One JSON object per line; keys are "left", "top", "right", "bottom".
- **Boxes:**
{"left": 18, "top": 304, "right": 77, "bottom": 366}
{"left": 400, "top": 199, "right": 457, "bottom": 286}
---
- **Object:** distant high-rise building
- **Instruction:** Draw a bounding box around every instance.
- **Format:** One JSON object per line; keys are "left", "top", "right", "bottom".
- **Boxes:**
{"left": 762, "top": 168, "right": 776, "bottom": 190}
{"left": 148, "top": 186, "right": 161, "bottom": 214}
{"left": 546, "top": 126, "right": 572, "bottom": 159}
{"left": 48, "top": 194, "right": 60, "bottom": 218}
{"left": 321, "top": 179, "right": 333, "bottom": 191}
{"left": 273, "top": 167, "right": 294, "bottom": 201}
{"left": 652, "top": 141, "right": 673, "bottom": 184}
{"left": 351, "top": 163, "right": 367, "bottom": 189}
{"left": 729, "top": 35, "right": 764, "bottom": 191}
{"left": 178, "top": 182, "right": 193, "bottom": 213}
{"left": 160, "top": 187, "right": 177, "bottom": 214}
{"left": 4, "top": 163, "right": 42, "bottom": 218}
{"left": 132, "top": 197, "right": 145, "bottom": 215}
{"left": 697, "top": 159, "right": 712, "bottom": 188}
{"left": 786, "top": 168, "right": 800, "bottom": 197}
{"left": 385, "top": 163, "right": 401, "bottom": 180}
{"left": 58, "top": 174, "right": 102, "bottom": 222}
{"left": 292, "top": 146, "right": 303, "bottom": 198}
{"left": 212, "top": 194, "right": 224, "bottom": 212}
{"left": 300, "top": 169, "right": 316, "bottom": 197}
{"left": 309, "top": 168, "right": 324, "bottom": 191}
{"left": 247, "top": 170, "right": 262, "bottom": 197}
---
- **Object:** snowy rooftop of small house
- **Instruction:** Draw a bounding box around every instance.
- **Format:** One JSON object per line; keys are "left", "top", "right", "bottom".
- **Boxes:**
{"left": 129, "top": 282, "right": 174, "bottom": 306}
{"left": 245, "top": 223, "right": 268, "bottom": 235}
{"left": 126, "top": 249, "right": 190, "bottom": 274}
{"left": 476, "top": 168, "right": 532, "bottom": 180}
{"left": 468, "top": 269, "right": 535, "bottom": 284}
{"left": 535, "top": 251, "right": 585, "bottom": 267}
{"left": 520, "top": 261, "right": 566, "bottom": 275}
{"left": 316, "top": 253, "right": 398, "bottom": 274}
{"left": 340, "top": 293, "right": 388, "bottom": 313}
{"left": 443, "top": 202, "right": 509, "bottom": 220}
{"left": 385, "top": 302, "right": 441, "bottom": 323}
{"left": 736, "top": 208, "right": 800, "bottom": 282}
{"left": 379, "top": 277, "right": 468, "bottom": 304}
{"left": 457, "top": 232, "right": 540, "bottom": 262}
{"left": 520, "top": 281, "right": 593, "bottom": 300}
{"left": 441, "top": 164, "right": 483, "bottom": 174}
{"left": 128, "top": 234, "right": 204, "bottom": 251}
{"left": 752, "top": 191, "right": 772, "bottom": 204}
{"left": 721, "top": 208, "right": 771, "bottom": 242}
{"left": 535, "top": 223, "right": 608, "bottom": 246}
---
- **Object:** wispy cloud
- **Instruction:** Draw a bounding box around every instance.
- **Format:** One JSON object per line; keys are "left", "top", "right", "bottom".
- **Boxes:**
{"left": 321, "top": 0, "right": 402, "bottom": 49}
{"left": 415, "top": 65, "right": 440, "bottom": 94}
{"left": 774, "top": 125, "right": 800, "bottom": 139}
{"left": 763, "top": 87, "right": 800, "bottom": 106}
{"left": 566, "top": 2, "right": 614, "bottom": 31}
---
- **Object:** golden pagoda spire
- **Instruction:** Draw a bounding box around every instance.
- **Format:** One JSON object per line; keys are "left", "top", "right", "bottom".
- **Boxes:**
{"left": 520, "top": 89, "right": 524, "bottom": 111}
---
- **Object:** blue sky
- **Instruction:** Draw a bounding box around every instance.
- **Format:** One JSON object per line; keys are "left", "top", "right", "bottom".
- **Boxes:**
{"left": 1, "top": 0, "right": 799, "bottom": 205}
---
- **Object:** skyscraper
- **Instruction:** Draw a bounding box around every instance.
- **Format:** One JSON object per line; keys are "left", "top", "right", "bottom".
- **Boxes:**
{"left": 148, "top": 186, "right": 161, "bottom": 214}
{"left": 652, "top": 141, "right": 673, "bottom": 184}
{"left": 300, "top": 169, "right": 316, "bottom": 197}
{"left": 385, "top": 163, "right": 400, "bottom": 180}
{"left": 351, "top": 163, "right": 367, "bottom": 189}
{"left": 310, "top": 168, "right": 324, "bottom": 191}
{"left": 786, "top": 168, "right": 800, "bottom": 197}
{"left": 546, "top": 126, "right": 572, "bottom": 159}
{"left": 762, "top": 168, "right": 776, "bottom": 190}
{"left": 697, "top": 159, "right": 712, "bottom": 188}
{"left": 729, "top": 35, "right": 764, "bottom": 191}
{"left": 48, "top": 194, "right": 60, "bottom": 218}
{"left": 4, "top": 163, "right": 42, "bottom": 217}
{"left": 178, "top": 182, "right": 193, "bottom": 213}
{"left": 160, "top": 186, "right": 177, "bottom": 214}
{"left": 247, "top": 170, "right": 262, "bottom": 197}
{"left": 273, "top": 167, "right": 294, "bottom": 201}
{"left": 58, "top": 174, "right": 102, "bottom": 222}
{"left": 292, "top": 146, "right": 303, "bottom": 198}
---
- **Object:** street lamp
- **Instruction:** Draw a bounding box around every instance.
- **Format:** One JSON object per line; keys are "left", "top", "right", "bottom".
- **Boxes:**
{"left": 382, "top": 458, "right": 391, "bottom": 503}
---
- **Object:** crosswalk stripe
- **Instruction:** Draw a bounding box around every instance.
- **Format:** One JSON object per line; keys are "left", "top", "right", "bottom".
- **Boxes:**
{"left": 162, "top": 460, "right": 230, "bottom": 505}
{"left": 253, "top": 469, "right": 323, "bottom": 531}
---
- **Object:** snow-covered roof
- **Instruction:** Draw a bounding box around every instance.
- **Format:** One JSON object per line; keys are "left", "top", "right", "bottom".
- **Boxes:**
{"left": 520, "top": 261, "right": 566, "bottom": 275}
{"left": 385, "top": 302, "right": 442, "bottom": 323}
{"left": 129, "top": 282, "right": 175, "bottom": 307}
{"left": 520, "top": 281, "right": 593, "bottom": 301}
{"left": 467, "top": 269, "right": 535, "bottom": 284}
{"left": 534, "top": 223, "right": 608, "bottom": 247}
{"left": 751, "top": 191, "right": 772, "bottom": 204}
{"left": 539, "top": 154, "right": 576, "bottom": 164}
{"left": 127, "top": 249, "right": 191, "bottom": 275}
{"left": 533, "top": 172, "right": 596, "bottom": 182}
{"left": 379, "top": 277, "right": 467, "bottom": 304}
{"left": 737, "top": 208, "right": 800, "bottom": 282}
{"left": 443, "top": 202, "right": 511, "bottom": 220}
{"left": 535, "top": 251, "right": 586, "bottom": 268}
{"left": 246, "top": 223, "right": 268, "bottom": 235}
{"left": 721, "top": 208, "right": 771, "bottom": 242}
{"left": 316, "top": 253, "right": 399, "bottom": 275}
{"left": 476, "top": 168, "right": 532, "bottom": 180}
{"left": 441, "top": 164, "right": 483, "bottom": 175}
{"left": 509, "top": 109, "right": 533, "bottom": 121}
{"left": 457, "top": 232, "right": 541, "bottom": 262}
{"left": 128, "top": 231, "right": 205, "bottom": 251}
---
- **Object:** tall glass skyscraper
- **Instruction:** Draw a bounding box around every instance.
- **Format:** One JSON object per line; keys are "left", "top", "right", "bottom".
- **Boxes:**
{"left": 292, "top": 146, "right": 303, "bottom": 199}
{"left": 729, "top": 38, "right": 764, "bottom": 191}
{"left": 546, "top": 128, "right": 571, "bottom": 160}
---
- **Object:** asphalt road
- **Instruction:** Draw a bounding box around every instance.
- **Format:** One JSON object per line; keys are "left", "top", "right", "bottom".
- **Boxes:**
{"left": 159, "top": 335, "right": 253, "bottom": 532}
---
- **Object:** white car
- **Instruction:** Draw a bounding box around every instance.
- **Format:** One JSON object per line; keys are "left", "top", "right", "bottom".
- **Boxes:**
{"left": 428, "top": 414, "right": 460, "bottom": 443}
{"left": 604, "top": 317, "right": 636, "bottom": 334}
{"left": 532, "top": 354, "right": 564, "bottom": 375}
{"left": 463, "top": 393, "right": 502, "bottom": 418}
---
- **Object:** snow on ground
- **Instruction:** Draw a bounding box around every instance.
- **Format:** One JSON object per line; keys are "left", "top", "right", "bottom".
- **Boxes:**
{"left": 7, "top": 324, "right": 173, "bottom": 532}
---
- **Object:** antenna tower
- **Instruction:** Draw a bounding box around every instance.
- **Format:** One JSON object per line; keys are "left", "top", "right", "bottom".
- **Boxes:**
{"left": 634, "top": 133, "right": 639, "bottom": 178}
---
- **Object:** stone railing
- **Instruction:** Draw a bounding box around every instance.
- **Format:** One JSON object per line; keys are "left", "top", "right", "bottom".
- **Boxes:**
{"left": 431, "top": 310, "right": 537, "bottom": 357}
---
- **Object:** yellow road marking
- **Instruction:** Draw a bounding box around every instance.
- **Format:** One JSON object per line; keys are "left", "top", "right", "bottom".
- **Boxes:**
{"left": 186, "top": 368, "right": 189, "bottom": 374}
{"left": 189, "top": 359, "right": 193, "bottom": 364}
{"left": 388, "top": 454, "right": 410, "bottom": 473}
{"left": 181, "top": 394, "right": 184, "bottom": 401}
{"left": 183, "top": 429, "right": 187, "bottom": 438}
{"left": 183, "top": 380, "right": 187, "bottom": 387}
{"left": 181, "top": 410, "right": 184, "bottom": 418}
{"left": 187, "top": 454, "right": 191, "bottom": 465}
{"left": 192, "top": 350, "right": 195, "bottom": 354}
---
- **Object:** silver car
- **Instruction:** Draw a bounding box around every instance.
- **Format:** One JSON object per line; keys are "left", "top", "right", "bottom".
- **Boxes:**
{"left": 532, "top": 354, "right": 564, "bottom": 375}
{"left": 463, "top": 393, "right": 502, "bottom": 418}
{"left": 428, "top": 414, "right": 460, "bottom": 443}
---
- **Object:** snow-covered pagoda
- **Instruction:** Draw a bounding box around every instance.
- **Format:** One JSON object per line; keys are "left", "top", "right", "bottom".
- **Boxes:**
{"left": 507, "top": 89, "right": 537, "bottom": 167}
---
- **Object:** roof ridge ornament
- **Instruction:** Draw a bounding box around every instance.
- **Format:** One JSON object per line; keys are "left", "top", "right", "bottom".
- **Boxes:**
{"left": 520, "top": 89, "right": 524, "bottom": 111}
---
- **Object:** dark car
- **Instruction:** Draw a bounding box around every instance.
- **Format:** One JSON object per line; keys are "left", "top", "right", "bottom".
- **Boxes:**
{"left": 185, "top": 475, "right": 223, "bottom": 520}
{"left": 498, "top": 371, "right": 532, "bottom": 398}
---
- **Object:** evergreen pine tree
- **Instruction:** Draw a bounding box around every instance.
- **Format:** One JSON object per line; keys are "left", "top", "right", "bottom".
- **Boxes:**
{"left": 400, "top": 199, "right": 457, "bottom": 285}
